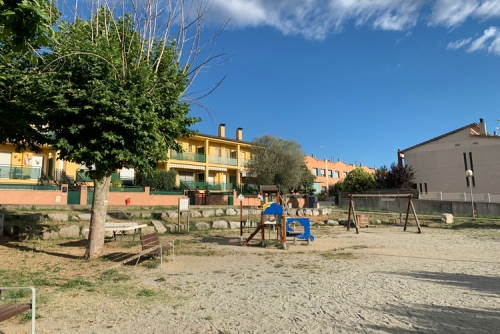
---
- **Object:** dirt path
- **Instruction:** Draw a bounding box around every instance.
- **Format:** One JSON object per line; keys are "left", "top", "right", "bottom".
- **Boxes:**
{"left": 1, "top": 226, "right": 500, "bottom": 333}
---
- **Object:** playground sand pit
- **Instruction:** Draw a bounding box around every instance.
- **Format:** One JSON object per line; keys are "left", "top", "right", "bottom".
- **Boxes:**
{"left": 2, "top": 226, "right": 500, "bottom": 333}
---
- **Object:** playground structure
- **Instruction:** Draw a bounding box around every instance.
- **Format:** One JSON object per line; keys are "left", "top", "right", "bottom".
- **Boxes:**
{"left": 242, "top": 202, "right": 314, "bottom": 248}
{"left": 346, "top": 194, "right": 422, "bottom": 234}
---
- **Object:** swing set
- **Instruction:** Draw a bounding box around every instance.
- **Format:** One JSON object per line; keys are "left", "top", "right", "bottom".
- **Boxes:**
{"left": 346, "top": 194, "right": 422, "bottom": 234}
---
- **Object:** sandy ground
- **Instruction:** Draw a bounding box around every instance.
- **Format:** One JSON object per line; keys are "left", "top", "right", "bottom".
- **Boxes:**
{"left": 1, "top": 226, "right": 500, "bottom": 334}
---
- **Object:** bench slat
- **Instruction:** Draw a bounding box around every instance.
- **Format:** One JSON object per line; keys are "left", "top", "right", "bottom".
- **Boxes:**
{"left": 0, "top": 303, "right": 31, "bottom": 322}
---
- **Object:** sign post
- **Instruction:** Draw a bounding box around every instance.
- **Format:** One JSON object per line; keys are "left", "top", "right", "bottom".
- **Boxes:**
{"left": 178, "top": 198, "right": 190, "bottom": 232}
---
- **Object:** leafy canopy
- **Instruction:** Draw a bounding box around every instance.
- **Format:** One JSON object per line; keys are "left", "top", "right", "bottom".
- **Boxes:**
{"left": 38, "top": 10, "right": 199, "bottom": 179}
{"left": 0, "top": 0, "right": 56, "bottom": 52}
{"left": 341, "top": 168, "right": 376, "bottom": 193}
{"left": 246, "top": 135, "right": 307, "bottom": 192}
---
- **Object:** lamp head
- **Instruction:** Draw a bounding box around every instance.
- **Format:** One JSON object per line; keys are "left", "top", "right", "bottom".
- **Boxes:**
{"left": 465, "top": 170, "right": 473, "bottom": 177}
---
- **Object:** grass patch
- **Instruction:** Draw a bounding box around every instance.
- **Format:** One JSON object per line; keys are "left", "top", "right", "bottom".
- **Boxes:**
{"left": 137, "top": 289, "right": 155, "bottom": 297}
{"left": 321, "top": 252, "right": 356, "bottom": 260}
{"left": 121, "top": 241, "right": 141, "bottom": 249}
{"left": 63, "top": 278, "right": 94, "bottom": 288}
{"left": 143, "top": 258, "right": 161, "bottom": 269}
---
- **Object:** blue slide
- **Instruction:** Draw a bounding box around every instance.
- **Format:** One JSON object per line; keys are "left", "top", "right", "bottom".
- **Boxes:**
{"left": 285, "top": 217, "right": 315, "bottom": 242}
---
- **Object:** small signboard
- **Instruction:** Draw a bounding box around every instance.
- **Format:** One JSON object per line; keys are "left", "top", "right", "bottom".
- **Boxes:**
{"left": 179, "top": 198, "right": 189, "bottom": 212}
{"left": 238, "top": 194, "right": 245, "bottom": 202}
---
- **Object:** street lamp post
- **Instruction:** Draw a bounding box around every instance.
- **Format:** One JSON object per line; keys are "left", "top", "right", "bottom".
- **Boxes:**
{"left": 465, "top": 169, "right": 474, "bottom": 218}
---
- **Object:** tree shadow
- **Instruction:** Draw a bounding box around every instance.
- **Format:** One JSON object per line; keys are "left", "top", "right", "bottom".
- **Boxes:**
{"left": 363, "top": 302, "right": 500, "bottom": 333}
{"left": 385, "top": 270, "right": 500, "bottom": 295}
{"left": 0, "top": 237, "right": 82, "bottom": 260}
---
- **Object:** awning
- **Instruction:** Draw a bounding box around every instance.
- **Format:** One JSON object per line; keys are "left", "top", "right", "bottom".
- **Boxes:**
{"left": 209, "top": 166, "right": 227, "bottom": 172}
{"left": 169, "top": 163, "right": 205, "bottom": 170}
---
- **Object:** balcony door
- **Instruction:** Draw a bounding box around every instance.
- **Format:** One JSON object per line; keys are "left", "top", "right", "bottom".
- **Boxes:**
{"left": 0, "top": 152, "right": 11, "bottom": 178}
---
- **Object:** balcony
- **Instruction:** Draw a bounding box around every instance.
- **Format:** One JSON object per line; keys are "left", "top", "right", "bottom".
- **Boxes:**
{"left": 180, "top": 180, "right": 234, "bottom": 191}
{"left": 208, "top": 155, "right": 238, "bottom": 166}
{"left": 240, "top": 158, "right": 249, "bottom": 167}
{"left": 170, "top": 151, "right": 206, "bottom": 163}
{"left": 0, "top": 164, "right": 42, "bottom": 180}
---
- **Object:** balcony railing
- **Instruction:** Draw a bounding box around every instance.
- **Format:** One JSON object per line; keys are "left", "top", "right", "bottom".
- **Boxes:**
{"left": 208, "top": 155, "right": 238, "bottom": 166}
{"left": 170, "top": 151, "right": 206, "bottom": 163}
{"left": 0, "top": 164, "right": 42, "bottom": 180}
{"left": 180, "top": 180, "right": 234, "bottom": 191}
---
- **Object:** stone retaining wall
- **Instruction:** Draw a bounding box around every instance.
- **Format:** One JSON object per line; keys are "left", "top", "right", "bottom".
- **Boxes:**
{"left": 2, "top": 207, "right": 335, "bottom": 240}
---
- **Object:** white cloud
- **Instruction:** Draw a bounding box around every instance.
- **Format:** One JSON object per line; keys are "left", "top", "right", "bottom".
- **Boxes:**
{"left": 205, "top": 0, "right": 500, "bottom": 57}
{"left": 447, "top": 38, "right": 472, "bottom": 49}
{"left": 468, "top": 26, "right": 498, "bottom": 51}
{"left": 430, "top": 0, "right": 479, "bottom": 27}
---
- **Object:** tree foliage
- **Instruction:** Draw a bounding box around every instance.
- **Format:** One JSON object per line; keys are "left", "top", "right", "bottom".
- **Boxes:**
{"left": 0, "top": 0, "right": 57, "bottom": 52}
{"left": 246, "top": 135, "right": 307, "bottom": 192}
{"left": 0, "top": 40, "right": 52, "bottom": 151}
{"left": 294, "top": 163, "right": 315, "bottom": 195}
{"left": 374, "top": 165, "right": 389, "bottom": 189}
{"left": 136, "top": 170, "right": 178, "bottom": 190}
{"left": 341, "top": 168, "right": 376, "bottom": 193}
{"left": 385, "top": 163, "right": 416, "bottom": 189}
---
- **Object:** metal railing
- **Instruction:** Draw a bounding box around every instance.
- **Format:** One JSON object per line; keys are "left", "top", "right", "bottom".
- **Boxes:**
{"left": 0, "top": 164, "right": 42, "bottom": 180}
{"left": 208, "top": 155, "right": 238, "bottom": 166}
{"left": 0, "top": 184, "right": 59, "bottom": 190}
{"left": 179, "top": 180, "right": 234, "bottom": 191}
{"left": 150, "top": 189, "right": 184, "bottom": 195}
{"left": 109, "top": 186, "right": 145, "bottom": 192}
{"left": 170, "top": 151, "right": 206, "bottom": 163}
{"left": 420, "top": 191, "right": 500, "bottom": 203}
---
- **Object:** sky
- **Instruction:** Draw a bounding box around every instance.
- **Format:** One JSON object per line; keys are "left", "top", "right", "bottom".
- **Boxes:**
{"left": 184, "top": 0, "right": 500, "bottom": 169}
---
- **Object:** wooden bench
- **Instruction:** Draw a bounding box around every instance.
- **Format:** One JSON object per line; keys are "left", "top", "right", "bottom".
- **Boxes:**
{"left": 135, "top": 232, "right": 174, "bottom": 269}
{"left": 0, "top": 287, "right": 36, "bottom": 334}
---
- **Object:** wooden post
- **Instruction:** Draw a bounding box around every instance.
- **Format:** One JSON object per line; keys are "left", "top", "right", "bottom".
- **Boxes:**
{"left": 352, "top": 200, "right": 359, "bottom": 234}
{"left": 347, "top": 195, "right": 352, "bottom": 231}
{"left": 410, "top": 197, "right": 422, "bottom": 234}
{"left": 404, "top": 195, "right": 412, "bottom": 231}
{"left": 240, "top": 200, "right": 243, "bottom": 242}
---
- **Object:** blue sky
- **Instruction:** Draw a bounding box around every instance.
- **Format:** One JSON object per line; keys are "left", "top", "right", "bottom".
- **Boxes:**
{"left": 185, "top": 0, "right": 500, "bottom": 169}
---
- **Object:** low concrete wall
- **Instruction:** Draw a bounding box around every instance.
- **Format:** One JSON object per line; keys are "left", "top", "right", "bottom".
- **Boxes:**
{"left": 339, "top": 197, "right": 500, "bottom": 217}
{"left": 0, "top": 187, "right": 68, "bottom": 205}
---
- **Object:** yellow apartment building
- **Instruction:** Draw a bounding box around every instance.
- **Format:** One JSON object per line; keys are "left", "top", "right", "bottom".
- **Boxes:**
{"left": 159, "top": 124, "right": 252, "bottom": 190}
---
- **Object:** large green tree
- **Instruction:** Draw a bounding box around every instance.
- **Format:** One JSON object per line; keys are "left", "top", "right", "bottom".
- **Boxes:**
{"left": 341, "top": 168, "right": 376, "bottom": 193}
{"left": 246, "top": 135, "right": 306, "bottom": 193}
{"left": 35, "top": 4, "right": 223, "bottom": 258}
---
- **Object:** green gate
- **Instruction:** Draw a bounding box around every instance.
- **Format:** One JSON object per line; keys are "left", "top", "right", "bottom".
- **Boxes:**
{"left": 67, "top": 189, "right": 81, "bottom": 205}
{"left": 87, "top": 189, "right": 94, "bottom": 205}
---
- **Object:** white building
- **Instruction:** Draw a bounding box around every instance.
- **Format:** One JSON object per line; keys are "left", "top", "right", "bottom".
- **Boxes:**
{"left": 399, "top": 118, "right": 500, "bottom": 195}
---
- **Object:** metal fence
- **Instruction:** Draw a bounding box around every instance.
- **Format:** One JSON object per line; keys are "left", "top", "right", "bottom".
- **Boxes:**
{"left": 420, "top": 192, "right": 500, "bottom": 203}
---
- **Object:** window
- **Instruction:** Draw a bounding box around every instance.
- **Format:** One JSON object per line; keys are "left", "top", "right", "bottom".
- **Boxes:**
{"left": 215, "top": 148, "right": 220, "bottom": 156}
{"left": 241, "top": 152, "right": 246, "bottom": 159}
{"left": 225, "top": 149, "right": 229, "bottom": 158}
{"left": 179, "top": 171, "right": 194, "bottom": 181}
{"left": 419, "top": 183, "right": 422, "bottom": 193}
{"left": 329, "top": 170, "right": 339, "bottom": 178}
{"left": 312, "top": 168, "right": 318, "bottom": 176}
{"left": 424, "top": 183, "right": 428, "bottom": 194}
{"left": 319, "top": 169, "right": 325, "bottom": 176}
{"left": 230, "top": 151, "right": 237, "bottom": 158}
{"left": 188, "top": 145, "right": 193, "bottom": 153}
{"left": 343, "top": 172, "right": 348, "bottom": 178}
{"left": 321, "top": 186, "right": 326, "bottom": 193}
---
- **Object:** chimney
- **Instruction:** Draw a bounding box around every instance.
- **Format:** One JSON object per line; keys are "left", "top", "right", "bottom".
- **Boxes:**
{"left": 494, "top": 131, "right": 498, "bottom": 136}
{"left": 479, "top": 118, "right": 487, "bottom": 135}
{"left": 312, "top": 154, "right": 316, "bottom": 159}
{"left": 236, "top": 127, "right": 243, "bottom": 141}
{"left": 218, "top": 124, "right": 226, "bottom": 138}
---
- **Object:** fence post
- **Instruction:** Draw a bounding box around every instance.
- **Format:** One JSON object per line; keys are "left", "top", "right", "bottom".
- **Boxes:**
{"left": 440, "top": 192, "right": 442, "bottom": 201}
{"left": 488, "top": 193, "right": 491, "bottom": 203}
{"left": 464, "top": 193, "right": 467, "bottom": 202}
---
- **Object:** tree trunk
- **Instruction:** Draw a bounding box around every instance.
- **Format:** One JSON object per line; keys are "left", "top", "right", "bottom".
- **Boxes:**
{"left": 84, "top": 171, "right": 112, "bottom": 259}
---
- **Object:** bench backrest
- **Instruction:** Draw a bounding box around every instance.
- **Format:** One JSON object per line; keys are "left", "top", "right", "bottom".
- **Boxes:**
{"left": 140, "top": 232, "right": 160, "bottom": 250}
